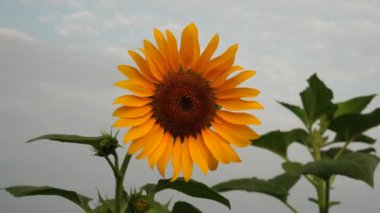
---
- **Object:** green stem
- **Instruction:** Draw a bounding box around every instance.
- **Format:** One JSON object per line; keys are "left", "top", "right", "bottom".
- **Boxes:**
{"left": 316, "top": 180, "right": 325, "bottom": 213}
{"left": 333, "top": 140, "right": 351, "bottom": 160}
{"left": 324, "top": 179, "right": 330, "bottom": 213}
{"left": 120, "top": 154, "right": 132, "bottom": 177}
{"left": 284, "top": 201, "right": 298, "bottom": 213}
{"left": 112, "top": 152, "right": 122, "bottom": 213}
{"left": 104, "top": 155, "right": 118, "bottom": 178}
{"left": 114, "top": 153, "right": 132, "bottom": 213}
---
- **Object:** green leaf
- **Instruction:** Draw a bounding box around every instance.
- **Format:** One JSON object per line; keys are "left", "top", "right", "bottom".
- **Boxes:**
{"left": 213, "top": 162, "right": 302, "bottom": 203}
{"left": 331, "top": 134, "right": 376, "bottom": 145}
{"left": 27, "top": 133, "right": 119, "bottom": 156}
{"left": 146, "top": 200, "right": 170, "bottom": 213}
{"left": 322, "top": 147, "right": 377, "bottom": 160}
{"left": 278, "top": 101, "right": 309, "bottom": 127}
{"left": 172, "top": 201, "right": 202, "bottom": 213}
{"left": 302, "top": 152, "right": 380, "bottom": 187}
{"left": 5, "top": 185, "right": 92, "bottom": 212}
{"left": 334, "top": 94, "right": 376, "bottom": 118}
{"left": 140, "top": 183, "right": 156, "bottom": 194}
{"left": 27, "top": 134, "right": 103, "bottom": 145}
{"left": 252, "top": 129, "right": 309, "bottom": 159}
{"left": 300, "top": 74, "right": 337, "bottom": 125}
{"left": 153, "top": 178, "right": 230, "bottom": 209}
{"left": 329, "top": 108, "right": 380, "bottom": 142}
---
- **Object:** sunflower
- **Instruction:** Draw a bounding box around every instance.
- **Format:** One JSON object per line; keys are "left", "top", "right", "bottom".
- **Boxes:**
{"left": 113, "top": 23, "right": 262, "bottom": 181}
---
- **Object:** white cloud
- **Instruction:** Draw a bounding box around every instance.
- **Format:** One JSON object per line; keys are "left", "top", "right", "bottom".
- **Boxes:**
{"left": 56, "top": 10, "right": 112, "bottom": 37}
{"left": 0, "top": 27, "right": 37, "bottom": 43}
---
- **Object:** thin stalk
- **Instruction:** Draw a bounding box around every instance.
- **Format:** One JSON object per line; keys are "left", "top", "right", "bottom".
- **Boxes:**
{"left": 112, "top": 151, "right": 122, "bottom": 213}
{"left": 324, "top": 179, "right": 330, "bottom": 213}
{"left": 104, "top": 155, "right": 118, "bottom": 178}
{"left": 333, "top": 140, "right": 351, "bottom": 160}
{"left": 284, "top": 202, "right": 298, "bottom": 213}
{"left": 316, "top": 180, "right": 325, "bottom": 213}
{"left": 114, "top": 153, "right": 132, "bottom": 213}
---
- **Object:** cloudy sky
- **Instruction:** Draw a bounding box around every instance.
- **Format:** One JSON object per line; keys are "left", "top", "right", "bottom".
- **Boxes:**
{"left": 1, "top": 0, "right": 379, "bottom": 212}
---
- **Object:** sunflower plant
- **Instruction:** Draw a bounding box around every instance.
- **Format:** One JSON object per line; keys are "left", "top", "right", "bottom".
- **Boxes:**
{"left": 213, "top": 74, "right": 380, "bottom": 213}
{"left": 5, "top": 23, "right": 262, "bottom": 213}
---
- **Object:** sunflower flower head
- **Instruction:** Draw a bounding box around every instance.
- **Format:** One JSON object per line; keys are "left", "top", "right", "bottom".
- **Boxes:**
{"left": 113, "top": 23, "right": 263, "bottom": 182}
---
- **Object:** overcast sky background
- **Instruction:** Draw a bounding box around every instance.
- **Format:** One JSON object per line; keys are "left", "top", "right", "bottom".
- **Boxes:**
{"left": 1, "top": 0, "right": 380, "bottom": 212}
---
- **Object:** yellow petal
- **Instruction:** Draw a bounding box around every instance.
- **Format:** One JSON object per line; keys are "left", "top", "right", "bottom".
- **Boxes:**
{"left": 128, "top": 50, "right": 158, "bottom": 82}
{"left": 143, "top": 40, "right": 167, "bottom": 75}
{"left": 216, "top": 99, "right": 264, "bottom": 110}
{"left": 198, "top": 135, "right": 218, "bottom": 170}
{"left": 193, "top": 34, "right": 219, "bottom": 73}
{"left": 139, "top": 48, "right": 164, "bottom": 81}
{"left": 216, "top": 110, "right": 261, "bottom": 125}
{"left": 213, "top": 132, "right": 241, "bottom": 162}
{"left": 127, "top": 124, "right": 161, "bottom": 154}
{"left": 117, "top": 65, "right": 153, "bottom": 85}
{"left": 113, "top": 105, "right": 152, "bottom": 118}
{"left": 114, "top": 80, "right": 154, "bottom": 97}
{"left": 148, "top": 131, "right": 171, "bottom": 169}
{"left": 188, "top": 136, "right": 208, "bottom": 174}
{"left": 182, "top": 137, "right": 193, "bottom": 182}
{"left": 212, "top": 116, "right": 259, "bottom": 147}
{"left": 204, "top": 44, "right": 238, "bottom": 80}
{"left": 153, "top": 29, "right": 169, "bottom": 64}
{"left": 136, "top": 126, "right": 164, "bottom": 159}
{"left": 113, "top": 112, "right": 152, "bottom": 127}
{"left": 123, "top": 118, "right": 156, "bottom": 142}
{"left": 211, "top": 65, "right": 244, "bottom": 88}
{"left": 179, "top": 23, "right": 200, "bottom": 69}
{"left": 213, "top": 70, "right": 256, "bottom": 91}
{"left": 157, "top": 134, "right": 174, "bottom": 177}
{"left": 166, "top": 30, "right": 180, "bottom": 72}
{"left": 171, "top": 138, "right": 182, "bottom": 182}
{"left": 113, "top": 95, "right": 152, "bottom": 106}
{"left": 201, "top": 128, "right": 230, "bottom": 163}
{"left": 216, "top": 88, "right": 260, "bottom": 99}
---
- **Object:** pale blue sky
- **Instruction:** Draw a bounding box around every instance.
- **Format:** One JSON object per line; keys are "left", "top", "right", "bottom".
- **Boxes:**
{"left": 1, "top": 0, "right": 380, "bottom": 212}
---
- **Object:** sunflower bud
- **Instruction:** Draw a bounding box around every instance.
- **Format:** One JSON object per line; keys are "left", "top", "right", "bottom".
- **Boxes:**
{"left": 93, "top": 131, "right": 119, "bottom": 157}
{"left": 129, "top": 193, "right": 150, "bottom": 213}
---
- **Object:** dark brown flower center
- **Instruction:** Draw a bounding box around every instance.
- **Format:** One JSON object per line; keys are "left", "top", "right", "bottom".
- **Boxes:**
{"left": 152, "top": 71, "right": 215, "bottom": 139}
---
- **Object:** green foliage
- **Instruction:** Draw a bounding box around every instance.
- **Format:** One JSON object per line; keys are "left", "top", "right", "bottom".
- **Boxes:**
{"left": 302, "top": 152, "right": 379, "bottom": 187}
{"left": 145, "top": 178, "right": 230, "bottom": 209}
{"left": 5, "top": 185, "right": 92, "bottom": 212}
{"left": 252, "top": 129, "right": 309, "bottom": 159}
{"left": 217, "top": 73, "right": 379, "bottom": 213}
